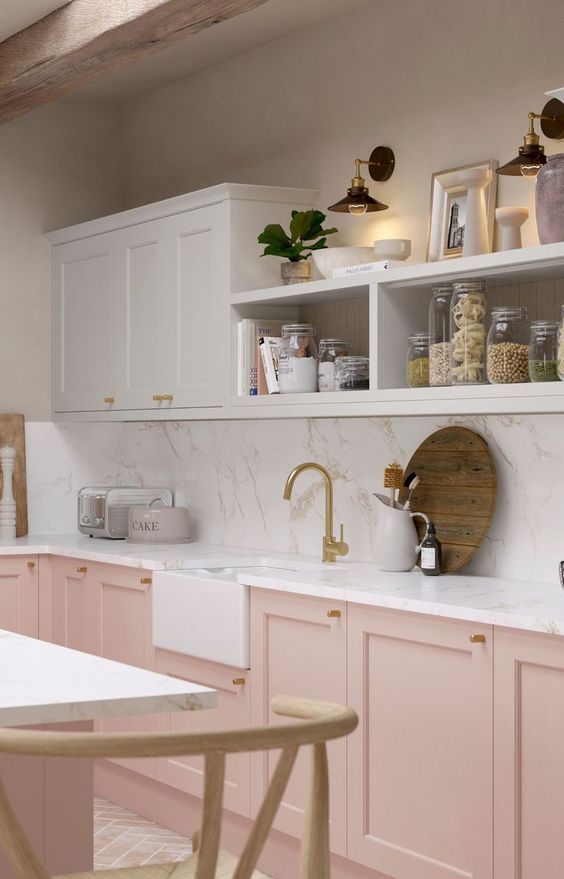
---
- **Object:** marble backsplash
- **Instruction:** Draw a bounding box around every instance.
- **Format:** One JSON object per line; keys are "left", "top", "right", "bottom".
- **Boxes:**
{"left": 25, "top": 415, "right": 562, "bottom": 585}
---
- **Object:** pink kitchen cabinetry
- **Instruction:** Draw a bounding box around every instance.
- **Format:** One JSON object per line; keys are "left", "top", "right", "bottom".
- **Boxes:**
{"left": 88, "top": 563, "right": 158, "bottom": 780}
{"left": 249, "top": 588, "right": 348, "bottom": 856}
{"left": 155, "top": 649, "right": 251, "bottom": 817}
{"left": 493, "top": 627, "right": 564, "bottom": 879}
{"left": 347, "top": 604, "right": 493, "bottom": 879}
{"left": 0, "top": 555, "right": 39, "bottom": 637}
{"left": 39, "top": 556, "right": 97, "bottom": 652}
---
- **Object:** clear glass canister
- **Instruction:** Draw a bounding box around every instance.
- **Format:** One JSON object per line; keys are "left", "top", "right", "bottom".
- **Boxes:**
{"left": 428, "top": 285, "right": 453, "bottom": 386}
{"left": 318, "top": 339, "right": 352, "bottom": 392}
{"left": 335, "top": 356, "right": 369, "bottom": 391}
{"left": 529, "top": 320, "right": 559, "bottom": 382}
{"left": 278, "top": 324, "right": 318, "bottom": 394}
{"left": 486, "top": 306, "right": 529, "bottom": 384}
{"left": 450, "top": 279, "right": 488, "bottom": 385}
{"left": 558, "top": 305, "right": 564, "bottom": 381}
{"left": 406, "top": 333, "right": 431, "bottom": 388}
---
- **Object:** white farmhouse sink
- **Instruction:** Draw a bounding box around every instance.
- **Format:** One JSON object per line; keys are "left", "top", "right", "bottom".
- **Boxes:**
{"left": 152, "top": 565, "right": 297, "bottom": 669}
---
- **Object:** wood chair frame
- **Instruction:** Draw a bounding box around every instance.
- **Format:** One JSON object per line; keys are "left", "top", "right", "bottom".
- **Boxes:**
{"left": 0, "top": 695, "right": 358, "bottom": 879}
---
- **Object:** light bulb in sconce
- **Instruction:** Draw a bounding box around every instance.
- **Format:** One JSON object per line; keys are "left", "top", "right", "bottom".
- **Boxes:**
{"left": 348, "top": 203, "right": 368, "bottom": 216}
{"left": 520, "top": 163, "right": 542, "bottom": 178}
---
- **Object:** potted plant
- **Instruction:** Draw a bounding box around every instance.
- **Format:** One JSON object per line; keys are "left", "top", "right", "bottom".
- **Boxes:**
{"left": 258, "top": 209, "right": 338, "bottom": 285}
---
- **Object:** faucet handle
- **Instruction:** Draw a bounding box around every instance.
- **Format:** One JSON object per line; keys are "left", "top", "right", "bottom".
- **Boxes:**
{"left": 337, "top": 524, "right": 349, "bottom": 557}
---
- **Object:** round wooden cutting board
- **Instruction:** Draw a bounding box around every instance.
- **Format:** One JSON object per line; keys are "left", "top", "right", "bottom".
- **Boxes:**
{"left": 398, "top": 426, "right": 496, "bottom": 573}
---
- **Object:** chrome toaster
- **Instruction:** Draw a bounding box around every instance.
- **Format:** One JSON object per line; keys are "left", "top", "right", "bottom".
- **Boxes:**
{"left": 78, "top": 486, "right": 173, "bottom": 539}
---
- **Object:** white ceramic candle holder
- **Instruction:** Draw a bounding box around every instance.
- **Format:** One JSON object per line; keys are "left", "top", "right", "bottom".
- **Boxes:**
{"left": 495, "top": 207, "right": 529, "bottom": 251}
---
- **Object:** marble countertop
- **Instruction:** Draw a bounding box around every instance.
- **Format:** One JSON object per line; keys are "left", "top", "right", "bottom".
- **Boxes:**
{"left": 0, "top": 628, "right": 216, "bottom": 727}
{"left": 2, "top": 535, "right": 564, "bottom": 637}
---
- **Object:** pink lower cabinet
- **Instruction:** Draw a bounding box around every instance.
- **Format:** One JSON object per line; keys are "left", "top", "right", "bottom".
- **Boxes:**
{"left": 0, "top": 554, "right": 39, "bottom": 637}
{"left": 91, "top": 563, "right": 158, "bottom": 780}
{"left": 494, "top": 628, "right": 564, "bottom": 879}
{"left": 347, "top": 605, "right": 493, "bottom": 879}
{"left": 250, "top": 589, "right": 347, "bottom": 856}
{"left": 155, "top": 650, "right": 251, "bottom": 816}
{"left": 39, "top": 556, "right": 97, "bottom": 652}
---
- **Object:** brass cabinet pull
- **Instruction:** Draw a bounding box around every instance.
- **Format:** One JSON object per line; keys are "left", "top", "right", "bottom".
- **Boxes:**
{"left": 140, "top": 577, "right": 152, "bottom": 585}
{"left": 76, "top": 566, "right": 87, "bottom": 574}
{"left": 104, "top": 397, "right": 115, "bottom": 404}
{"left": 153, "top": 394, "right": 164, "bottom": 402}
{"left": 469, "top": 633, "right": 486, "bottom": 643}
{"left": 327, "top": 609, "right": 342, "bottom": 618}
{"left": 162, "top": 394, "right": 174, "bottom": 402}
{"left": 27, "top": 561, "right": 35, "bottom": 569}
{"left": 232, "top": 678, "right": 246, "bottom": 686}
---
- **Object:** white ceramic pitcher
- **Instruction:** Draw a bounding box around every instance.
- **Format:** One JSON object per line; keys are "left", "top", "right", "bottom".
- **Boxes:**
{"left": 373, "top": 493, "right": 427, "bottom": 572}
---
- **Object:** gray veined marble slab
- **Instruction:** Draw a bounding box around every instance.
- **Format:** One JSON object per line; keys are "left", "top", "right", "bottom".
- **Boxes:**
{"left": 0, "top": 629, "right": 217, "bottom": 727}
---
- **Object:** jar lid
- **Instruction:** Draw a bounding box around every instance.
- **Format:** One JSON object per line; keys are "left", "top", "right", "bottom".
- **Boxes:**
{"left": 431, "top": 285, "right": 453, "bottom": 296}
{"left": 319, "top": 338, "right": 352, "bottom": 347}
{"left": 531, "top": 319, "right": 559, "bottom": 328}
{"left": 453, "top": 279, "right": 487, "bottom": 293}
{"left": 281, "top": 323, "right": 315, "bottom": 334}
{"left": 491, "top": 305, "right": 528, "bottom": 319}
{"left": 335, "top": 355, "right": 369, "bottom": 365}
{"left": 408, "top": 332, "right": 433, "bottom": 343}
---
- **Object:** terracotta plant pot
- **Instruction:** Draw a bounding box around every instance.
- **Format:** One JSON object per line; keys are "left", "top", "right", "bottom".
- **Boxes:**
{"left": 280, "top": 260, "right": 311, "bottom": 285}
{"left": 536, "top": 154, "right": 564, "bottom": 244}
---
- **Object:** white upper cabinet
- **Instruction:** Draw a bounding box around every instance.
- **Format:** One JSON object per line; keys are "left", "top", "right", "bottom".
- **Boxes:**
{"left": 48, "top": 184, "right": 316, "bottom": 417}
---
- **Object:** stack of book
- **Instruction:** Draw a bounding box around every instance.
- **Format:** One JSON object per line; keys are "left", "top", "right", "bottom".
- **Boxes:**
{"left": 237, "top": 318, "right": 289, "bottom": 395}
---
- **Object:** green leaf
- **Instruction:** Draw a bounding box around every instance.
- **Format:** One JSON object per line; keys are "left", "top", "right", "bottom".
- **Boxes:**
{"left": 304, "top": 238, "right": 328, "bottom": 252}
{"left": 259, "top": 243, "right": 295, "bottom": 259}
{"left": 257, "top": 223, "right": 292, "bottom": 248}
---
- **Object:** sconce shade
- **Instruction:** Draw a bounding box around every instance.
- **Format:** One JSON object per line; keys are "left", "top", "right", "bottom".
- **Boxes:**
{"left": 328, "top": 188, "right": 389, "bottom": 213}
{"left": 497, "top": 145, "right": 547, "bottom": 176}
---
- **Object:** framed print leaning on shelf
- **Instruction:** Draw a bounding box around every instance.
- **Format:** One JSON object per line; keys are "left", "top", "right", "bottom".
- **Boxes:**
{"left": 426, "top": 160, "right": 498, "bottom": 262}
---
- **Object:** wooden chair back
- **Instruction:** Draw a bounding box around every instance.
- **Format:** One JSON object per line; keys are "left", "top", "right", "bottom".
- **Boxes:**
{"left": 0, "top": 695, "right": 357, "bottom": 879}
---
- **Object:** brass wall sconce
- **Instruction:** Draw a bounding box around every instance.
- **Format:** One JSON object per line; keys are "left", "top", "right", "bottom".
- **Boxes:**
{"left": 328, "top": 146, "right": 395, "bottom": 214}
{"left": 497, "top": 98, "right": 564, "bottom": 178}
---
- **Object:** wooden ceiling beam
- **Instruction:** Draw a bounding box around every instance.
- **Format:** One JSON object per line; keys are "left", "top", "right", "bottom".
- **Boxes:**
{"left": 0, "top": 0, "right": 268, "bottom": 123}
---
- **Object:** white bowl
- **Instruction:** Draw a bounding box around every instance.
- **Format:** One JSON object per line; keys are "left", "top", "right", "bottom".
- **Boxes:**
{"left": 312, "top": 247, "right": 374, "bottom": 278}
{"left": 373, "top": 239, "right": 411, "bottom": 261}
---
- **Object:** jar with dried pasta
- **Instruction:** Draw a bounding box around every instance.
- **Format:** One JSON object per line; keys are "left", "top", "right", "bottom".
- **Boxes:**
{"left": 450, "top": 280, "right": 488, "bottom": 385}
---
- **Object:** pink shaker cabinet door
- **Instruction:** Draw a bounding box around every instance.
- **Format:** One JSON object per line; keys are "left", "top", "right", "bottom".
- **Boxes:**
{"left": 347, "top": 604, "right": 493, "bottom": 879}
{"left": 494, "top": 627, "right": 564, "bottom": 879}
{"left": 39, "top": 556, "right": 97, "bottom": 652}
{"left": 155, "top": 650, "right": 252, "bottom": 817}
{"left": 0, "top": 555, "right": 39, "bottom": 637}
{"left": 249, "top": 588, "right": 348, "bottom": 856}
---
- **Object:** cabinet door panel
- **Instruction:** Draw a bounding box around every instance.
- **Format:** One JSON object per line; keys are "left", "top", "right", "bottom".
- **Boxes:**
{"left": 0, "top": 556, "right": 38, "bottom": 637}
{"left": 250, "top": 589, "right": 347, "bottom": 855}
{"left": 347, "top": 606, "right": 492, "bottom": 879}
{"left": 160, "top": 206, "right": 228, "bottom": 409}
{"left": 52, "top": 235, "right": 117, "bottom": 412}
{"left": 155, "top": 650, "right": 251, "bottom": 816}
{"left": 94, "top": 565, "right": 157, "bottom": 779}
{"left": 494, "top": 628, "right": 564, "bottom": 879}
{"left": 40, "top": 557, "right": 96, "bottom": 653}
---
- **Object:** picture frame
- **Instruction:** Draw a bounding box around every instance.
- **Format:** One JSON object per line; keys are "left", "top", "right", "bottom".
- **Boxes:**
{"left": 426, "top": 160, "right": 498, "bottom": 262}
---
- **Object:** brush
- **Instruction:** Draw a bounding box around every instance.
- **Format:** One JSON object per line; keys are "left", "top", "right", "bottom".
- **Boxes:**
{"left": 383, "top": 461, "right": 403, "bottom": 509}
{"left": 403, "top": 471, "right": 420, "bottom": 510}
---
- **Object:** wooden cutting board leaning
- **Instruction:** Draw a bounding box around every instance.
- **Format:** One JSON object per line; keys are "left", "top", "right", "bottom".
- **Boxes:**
{"left": 398, "top": 426, "right": 496, "bottom": 573}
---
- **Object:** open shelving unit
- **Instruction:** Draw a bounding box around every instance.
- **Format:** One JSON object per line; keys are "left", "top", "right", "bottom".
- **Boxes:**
{"left": 230, "top": 241, "right": 564, "bottom": 418}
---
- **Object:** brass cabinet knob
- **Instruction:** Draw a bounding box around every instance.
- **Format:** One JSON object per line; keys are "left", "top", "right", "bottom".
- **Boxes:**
{"left": 140, "top": 577, "right": 152, "bottom": 585}
{"left": 76, "top": 566, "right": 87, "bottom": 574}
{"left": 232, "top": 677, "right": 246, "bottom": 686}
{"left": 469, "top": 633, "right": 486, "bottom": 643}
{"left": 104, "top": 397, "right": 115, "bottom": 404}
{"left": 153, "top": 394, "right": 164, "bottom": 402}
{"left": 327, "top": 609, "right": 342, "bottom": 618}
{"left": 27, "top": 561, "right": 35, "bottom": 569}
{"left": 162, "top": 394, "right": 174, "bottom": 402}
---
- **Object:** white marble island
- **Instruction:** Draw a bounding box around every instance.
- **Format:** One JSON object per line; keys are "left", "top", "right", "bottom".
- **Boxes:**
{"left": 0, "top": 630, "right": 216, "bottom": 878}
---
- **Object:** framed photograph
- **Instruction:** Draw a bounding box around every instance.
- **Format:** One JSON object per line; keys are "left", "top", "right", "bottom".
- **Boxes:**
{"left": 426, "top": 160, "right": 498, "bottom": 262}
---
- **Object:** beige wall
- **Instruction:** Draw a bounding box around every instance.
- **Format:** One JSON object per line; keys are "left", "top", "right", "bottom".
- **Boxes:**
{"left": 0, "top": 100, "right": 124, "bottom": 420}
{"left": 122, "top": 0, "right": 564, "bottom": 256}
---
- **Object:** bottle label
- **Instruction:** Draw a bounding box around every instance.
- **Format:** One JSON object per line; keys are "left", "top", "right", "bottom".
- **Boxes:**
{"left": 421, "top": 547, "right": 436, "bottom": 569}
{"left": 318, "top": 362, "right": 335, "bottom": 392}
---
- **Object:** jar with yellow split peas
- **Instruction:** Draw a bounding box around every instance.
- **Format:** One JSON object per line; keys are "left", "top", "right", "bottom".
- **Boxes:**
{"left": 450, "top": 280, "right": 488, "bottom": 385}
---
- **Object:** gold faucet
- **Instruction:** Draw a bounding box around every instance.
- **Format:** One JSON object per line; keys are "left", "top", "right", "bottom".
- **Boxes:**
{"left": 283, "top": 462, "right": 349, "bottom": 563}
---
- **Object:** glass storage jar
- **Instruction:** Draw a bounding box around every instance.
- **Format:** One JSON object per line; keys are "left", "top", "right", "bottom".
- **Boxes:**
{"left": 450, "top": 280, "right": 488, "bottom": 385}
{"left": 406, "top": 333, "right": 431, "bottom": 388}
{"left": 278, "top": 324, "right": 318, "bottom": 394}
{"left": 558, "top": 305, "right": 564, "bottom": 381}
{"left": 486, "top": 306, "right": 529, "bottom": 384}
{"left": 318, "top": 339, "right": 352, "bottom": 392}
{"left": 529, "top": 320, "right": 559, "bottom": 382}
{"left": 335, "top": 356, "right": 369, "bottom": 390}
{"left": 428, "top": 285, "right": 453, "bottom": 386}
